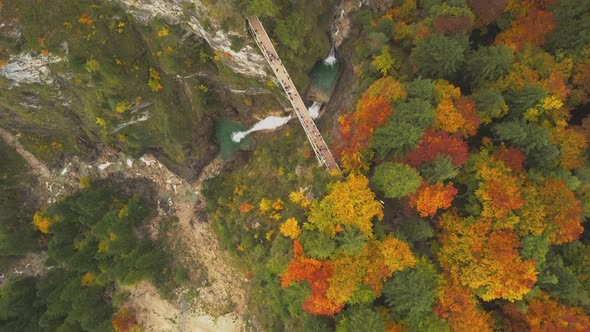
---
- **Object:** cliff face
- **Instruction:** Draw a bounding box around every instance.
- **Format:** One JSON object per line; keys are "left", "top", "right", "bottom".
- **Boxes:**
{"left": 0, "top": 0, "right": 276, "bottom": 180}
{"left": 0, "top": 53, "right": 64, "bottom": 86}
{"left": 0, "top": 0, "right": 344, "bottom": 180}
{"left": 112, "top": 0, "right": 269, "bottom": 79}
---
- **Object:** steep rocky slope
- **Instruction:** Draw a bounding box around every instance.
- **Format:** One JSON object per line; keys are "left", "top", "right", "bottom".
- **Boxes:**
{"left": 0, "top": 0, "right": 277, "bottom": 181}
{"left": 0, "top": 127, "right": 248, "bottom": 331}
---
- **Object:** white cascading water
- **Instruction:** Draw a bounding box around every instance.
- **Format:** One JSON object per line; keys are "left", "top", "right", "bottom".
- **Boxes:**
{"left": 324, "top": 46, "right": 336, "bottom": 66}
{"left": 232, "top": 115, "right": 292, "bottom": 142}
{"left": 308, "top": 101, "right": 322, "bottom": 119}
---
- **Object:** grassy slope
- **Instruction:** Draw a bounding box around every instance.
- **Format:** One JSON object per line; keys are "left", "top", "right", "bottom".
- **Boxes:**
{"left": 0, "top": 1, "right": 221, "bottom": 177}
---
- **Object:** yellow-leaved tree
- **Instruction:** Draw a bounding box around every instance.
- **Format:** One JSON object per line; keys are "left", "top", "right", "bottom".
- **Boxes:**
{"left": 306, "top": 174, "right": 384, "bottom": 238}
{"left": 280, "top": 218, "right": 301, "bottom": 239}
{"left": 33, "top": 212, "right": 57, "bottom": 234}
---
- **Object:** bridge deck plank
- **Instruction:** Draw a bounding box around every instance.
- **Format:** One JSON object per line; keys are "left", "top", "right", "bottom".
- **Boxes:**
{"left": 247, "top": 17, "right": 341, "bottom": 174}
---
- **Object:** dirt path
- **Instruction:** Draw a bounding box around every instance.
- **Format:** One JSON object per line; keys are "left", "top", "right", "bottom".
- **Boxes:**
{"left": 0, "top": 129, "right": 248, "bottom": 332}
{"left": 0, "top": 128, "right": 51, "bottom": 179}
{"left": 125, "top": 281, "right": 243, "bottom": 332}
{"left": 120, "top": 154, "right": 247, "bottom": 332}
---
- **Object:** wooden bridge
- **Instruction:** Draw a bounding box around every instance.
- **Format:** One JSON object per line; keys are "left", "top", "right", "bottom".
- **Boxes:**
{"left": 247, "top": 17, "right": 341, "bottom": 174}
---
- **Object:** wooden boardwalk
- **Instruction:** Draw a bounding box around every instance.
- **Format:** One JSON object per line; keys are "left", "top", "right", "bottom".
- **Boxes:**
{"left": 247, "top": 17, "right": 341, "bottom": 174}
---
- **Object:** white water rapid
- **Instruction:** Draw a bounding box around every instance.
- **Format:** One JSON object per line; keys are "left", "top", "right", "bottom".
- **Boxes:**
{"left": 232, "top": 115, "right": 292, "bottom": 142}
{"left": 308, "top": 101, "right": 322, "bottom": 119}
{"left": 324, "top": 46, "right": 336, "bottom": 66}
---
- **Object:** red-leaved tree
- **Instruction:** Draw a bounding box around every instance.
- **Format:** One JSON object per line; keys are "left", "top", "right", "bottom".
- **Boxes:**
{"left": 493, "top": 144, "right": 525, "bottom": 173}
{"left": 404, "top": 130, "right": 469, "bottom": 167}
{"left": 281, "top": 240, "right": 343, "bottom": 315}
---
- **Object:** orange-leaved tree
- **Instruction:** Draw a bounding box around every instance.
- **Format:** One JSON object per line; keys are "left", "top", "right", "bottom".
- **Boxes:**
{"left": 33, "top": 211, "right": 58, "bottom": 234}
{"left": 336, "top": 78, "right": 403, "bottom": 171}
{"left": 434, "top": 273, "right": 493, "bottom": 332}
{"left": 281, "top": 236, "right": 415, "bottom": 316}
{"left": 455, "top": 97, "right": 480, "bottom": 136}
{"left": 472, "top": 149, "right": 526, "bottom": 220}
{"left": 495, "top": 8, "right": 556, "bottom": 51}
{"left": 549, "top": 124, "right": 588, "bottom": 170}
{"left": 517, "top": 177, "right": 584, "bottom": 244}
{"left": 540, "top": 178, "right": 585, "bottom": 244}
{"left": 112, "top": 307, "right": 140, "bottom": 332}
{"left": 501, "top": 293, "right": 590, "bottom": 331}
{"left": 409, "top": 181, "right": 458, "bottom": 217}
{"left": 433, "top": 81, "right": 480, "bottom": 137}
{"left": 326, "top": 236, "right": 416, "bottom": 305}
{"left": 437, "top": 211, "right": 537, "bottom": 301}
{"left": 281, "top": 240, "right": 341, "bottom": 315}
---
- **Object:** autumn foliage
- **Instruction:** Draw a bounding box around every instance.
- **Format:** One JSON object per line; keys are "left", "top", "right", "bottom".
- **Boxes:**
{"left": 502, "top": 293, "right": 590, "bottom": 331}
{"left": 337, "top": 95, "right": 392, "bottom": 170}
{"left": 327, "top": 236, "right": 416, "bottom": 304}
{"left": 280, "top": 217, "right": 301, "bottom": 239}
{"left": 364, "top": 76, "right": 407, "bottom": 103}
{"left": 472, "top": 150, "right": 526, "bottom": 220}
{"left": 336, "top": 77, "right": 405, "bottom": 170}
{"left": 239, "top": 202, "right": 253, "bottom": 213}
{"left": 495, "top": 9, "right": 556, "bottom": 51}
{"left": 437, "top": 212, "right": 537, "bottom": 301}
{"left": 550, "top": 125, "right": 588, "bottom": 170}
{"left": 433, "top": 81, "right": 480, "bottom": 137}
{"left": 78, "top": 14, "right": 94, "bottom": 27}
{"left": 493, "top": 48, "right": 572, "bottom": 99}
{"left": 112, "top": 307, "right": 140, "bottom": 332}
{"left": 33, "top": 212, "right": 56, "bottom": 234}
{"left": 526, "top": 295, "right": 590, "bottom": 330}
{"left": 281, "top": 174, "right": 416, "bottom": 316}
{"left": 281, "top": 237, "right": 416, "bottom": 316}
{"left": 435, "top": 99, "right": 463, "bottom": 133}
{"left": 454, "top": 98, "right": 480, "bottom": 136}
{"left": 433, "top": 16, "right": 473, "bottom": 35}
{"left": 435, "top": 274, "right": 493, "bottom": 332}
{"left": 281, "top": 240, "right": 342, "bottom": 315}
{"left": 404, "top": 130, "right": 469, "bottom": 167}
{"left": 409, "top": 181, "right": 458, "bottom": 217}
{"left": 435, "top": 98, "right": 480, "bottom": 137}
{"left": 362, "top": 236, "right": 416, "bottom": 295}
{"left": 493, "top": 144, "right": 525, "bottom": 172}
{"left": 307, "top": 174, "right": 384, "bottom": 238}
{"left": 468, "top": 0, "right": 507, "bottom": 26}
{"left": 572, "top": 62, "right": 590, "bottom": 103}
{"left": 540, "top": 179, "right": 585, "bottom": 244}
{"left": 199, "top": 0, "right": 590, "bottom": 327}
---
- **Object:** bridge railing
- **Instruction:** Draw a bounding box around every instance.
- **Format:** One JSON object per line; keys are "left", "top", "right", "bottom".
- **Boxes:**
{"left": 246, "top": 17, "right": 341, "bottom": 173}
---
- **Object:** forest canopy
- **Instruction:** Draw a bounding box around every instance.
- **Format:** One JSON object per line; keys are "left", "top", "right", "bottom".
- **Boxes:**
{"left": 1, "top": 188, "right": 168, "bottom": 331}
{"left": 205, "top": 0, "right": 590, "bottom": 330}
{"left": 1, "top": 0, "right": 590, "bottom": 331}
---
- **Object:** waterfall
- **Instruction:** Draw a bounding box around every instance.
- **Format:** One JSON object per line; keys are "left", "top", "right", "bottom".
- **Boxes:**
{"left": 308, "top": 101, "right": 322, "bottom": 119}
{"left": 324, "top": 46, "right": 337, "bottom": 66}
{"left": 232, "top": 115, "right": 292, "bottom": 142}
